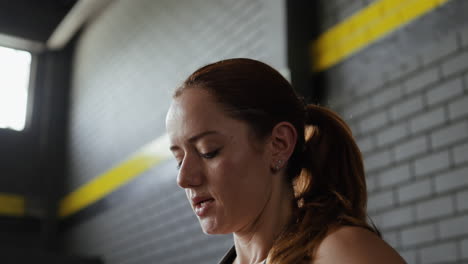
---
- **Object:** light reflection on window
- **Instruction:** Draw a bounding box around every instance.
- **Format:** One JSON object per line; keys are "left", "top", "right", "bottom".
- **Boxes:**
{"left": 0, "top": 46, "right": 31, "bottom": 131}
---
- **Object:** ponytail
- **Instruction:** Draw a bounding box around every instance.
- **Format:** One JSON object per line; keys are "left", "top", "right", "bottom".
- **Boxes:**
{"left": 268, "top": 105, "right": 380, "bottom": 264}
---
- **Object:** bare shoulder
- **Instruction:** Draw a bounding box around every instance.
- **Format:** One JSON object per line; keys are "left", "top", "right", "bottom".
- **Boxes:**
{"left": 313, "top": 226, "right": 406, "bottom": 264}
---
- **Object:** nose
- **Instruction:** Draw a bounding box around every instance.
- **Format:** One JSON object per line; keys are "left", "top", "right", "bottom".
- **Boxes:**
{"left": 176, "top": 155, "right": 203, "bottom": 189}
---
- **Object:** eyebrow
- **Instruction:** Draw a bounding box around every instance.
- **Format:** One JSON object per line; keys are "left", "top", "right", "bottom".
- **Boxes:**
{"left": 170, "top": 130, "right": 220, "bottom": 151}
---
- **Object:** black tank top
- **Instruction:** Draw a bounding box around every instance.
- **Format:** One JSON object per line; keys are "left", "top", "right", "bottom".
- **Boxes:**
{"left": 218, "top": 246, "right": 267, "bottom": 264}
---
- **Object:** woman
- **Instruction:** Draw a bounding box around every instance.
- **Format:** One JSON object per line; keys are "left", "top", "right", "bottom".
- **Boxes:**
{"left": 165, "top": 58, "right": 405, "bottom": 264}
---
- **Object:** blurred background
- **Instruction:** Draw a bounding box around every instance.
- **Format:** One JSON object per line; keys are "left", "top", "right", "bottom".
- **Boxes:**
{"left": 0, "top": 0, "right": 467, "bottom": 263}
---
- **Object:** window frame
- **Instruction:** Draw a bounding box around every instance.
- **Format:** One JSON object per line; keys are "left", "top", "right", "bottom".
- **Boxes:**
{"left": 0, "top": 33, "right": 44, "bottom": 132}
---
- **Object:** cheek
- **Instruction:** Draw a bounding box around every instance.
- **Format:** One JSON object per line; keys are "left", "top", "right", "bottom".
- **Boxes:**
{"left": 211, "top": 149, "right": 270, "bottom": 210}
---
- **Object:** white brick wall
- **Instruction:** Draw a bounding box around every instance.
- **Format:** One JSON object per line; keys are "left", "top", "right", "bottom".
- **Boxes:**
{"left": 426, "top": 78, "right": 464, "bottom": 106}
{"left": 397, "top": 179, "right": 432, "bottom": 203}
{"left": 323, "top": 1, "right": 468, "bottom": 263}
{"left": 435, "top": 166, "right": 468, "bottom": 193}
{"left": 438, "top": 214, "right": 468, "bottom": 239}
{"left": 378, "top": 163, "right": 411, "bottom": 188}
{"left": 416, "top": 196, "right": 455, "bottom": 221}
{"left": 404, "top": 67, "right": 440, "bottom": 94}
{"left": 457, "top": 190, "right": 468, "bottom": 211}
{"left": 462, "top": 239, "right": 468, "bottom": 259}
{"left": 390, "top": 94, "right": 425, "bottom": 121}
{"left": 449, "top": 96, "right": 468, "bottom": 120}
{"left": 379, "top": 206, "right": 414, "bottom": 229}
{"left": 376, "top": 123, "right": 409, "bottom": 147}
{"left": 394, "top": 136, "right": 429, "bottom": 162}
{"left": 400, "top": 223, "right": 437, "bottom": 247}
{"left": 453, "top": 142, "right": 468, "bottom": 164}
{"left": 414, "top": 151, "right": 450, "bottom": 177}
{"left": 442, "top": 51, "right": 468, "bottom": 77}
{"left": 420, "top": 242, "right": 458, "bottom": 264}
{"left": 431, "top": 121, "right": 468, "bottom": 149}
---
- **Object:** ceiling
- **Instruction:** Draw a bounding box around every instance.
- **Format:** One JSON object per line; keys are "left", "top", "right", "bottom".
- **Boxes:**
{"left": 0, "top": 0, "right": 77, "bottom": 42}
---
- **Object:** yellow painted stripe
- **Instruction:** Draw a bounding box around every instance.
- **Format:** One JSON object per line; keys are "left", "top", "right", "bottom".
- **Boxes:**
{"left": 312, "top": 0, "right": 452, "bottom": 72}
{"left": 59, "top": 134, "right": 172, "bottom": 218}
{"left": 0, "top": 193, "right": 25, "bottom": 217}
{"left": 313, "top": 0, "right": 407, "bottom": 52}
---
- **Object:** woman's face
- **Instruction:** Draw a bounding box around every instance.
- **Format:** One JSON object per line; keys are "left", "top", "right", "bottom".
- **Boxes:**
{"left": 166, "top": 88, "right": 273, "bottom": 234}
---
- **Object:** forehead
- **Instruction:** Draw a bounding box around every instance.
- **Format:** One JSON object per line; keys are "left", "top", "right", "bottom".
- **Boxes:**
{"left": 165, "top": 88, "right": 235, "bottom": 141}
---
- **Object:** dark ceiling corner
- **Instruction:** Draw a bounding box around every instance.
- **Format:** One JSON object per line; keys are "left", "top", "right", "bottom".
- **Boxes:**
{"left": 0, "top": 0, "right": 77, "bottom": 42}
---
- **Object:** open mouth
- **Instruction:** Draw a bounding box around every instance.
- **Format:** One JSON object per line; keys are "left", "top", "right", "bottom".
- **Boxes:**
{"left": 195, "top": 198, "right": 214, "bottom": 207}
{"left": 194, "top": 198, "right": 215, "bottom": 216}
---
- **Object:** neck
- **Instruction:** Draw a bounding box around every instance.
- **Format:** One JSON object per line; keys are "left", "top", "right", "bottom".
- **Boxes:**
{"left": 232, "top": 176, "right": 294, "bottom": 264}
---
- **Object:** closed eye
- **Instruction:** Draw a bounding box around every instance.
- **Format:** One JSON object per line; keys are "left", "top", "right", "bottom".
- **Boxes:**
{"left": 176, "top": 148, "right": 222, "bottom": 170}
{"left": 200, "top": 148, "right": 221, "bottom": 159}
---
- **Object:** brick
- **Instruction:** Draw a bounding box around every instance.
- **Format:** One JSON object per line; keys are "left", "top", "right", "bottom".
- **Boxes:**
{"left": 357, "top": 136, "right": 375, "bottom": 153}
{"left": 435, "top": 166, "right": 468, "bottom": 193}
{"left": 359, "top": 111, "right": 389, "bottom": 134}
{"left": 398, "top": 179, "right": 432, "bottom": 203}
{"left": 378, "top": 163, "right": 411, "bottom": 188}
{"left": 404, "top": 67, "right": 439, "bottom": 94}
{"left": 364, "top": 150, "right": 392, "bottom": 171}
{"left": 449, "top": 95, "right": 468, "bottom": 120}
{"left": 399, "top": 57, "right": 421, "bottom": 79}
{"left": 355, "top": 75, "right": 384, "bottom": 96}
{"left": 426, "top": 78, "right": 464, "bottom": 106}
{"left": 461, "top": 29, "right": 468, "bottom": 48}
{"left": 466, "top": 72, "right": 468, "bottom": 90}
{"left": 399, "top": 250, "right": 417, "bottom": 264}
{"left": 420, "top": 242, "right": 458, "bottom": 264}
{"left": 420, "top": 34, "right": 459, "bottom": 65}
{"left": 368, "top": 190, "right": 394, "bottom": 212}
{"left": 346, "top": 99, "right": 371, "bottom": 119}
{"left": 409, "top": 107, "right": 446, "bottom": 134}
{"left": 457, "top": 190, "right": 468, "bottom": 211}
{"left": 366, "top": 175, "right": 378, "bottom": 193}
{"left": 442, "top": 51, "right": 468, "bottom": 77}
{"left": 453, "top": 142, "right": 468, "bottom": 164}
{"left": 394, "top": 136, "right": 429, "bottom": 161}
{"left": 416, "top": 196, "right": 454, "bottom": 221}
{"left": 431, "top": 121, "right": 468, "bottom": 149}
{"left": 390, "top": 95, "right": 424, "bottom": 121}
{"left": 462, "top": 239, "right": 468, "bottom": 259}
{"left": 439, "top": 214, "right": 468, "bottom": 239}
{"left": 370, "top": 85, "right": 403, "bottom": 108}
{"left": 376, "top": 123, "right": 408, "bottom": 147}
{"left": 380, "top": 206, "right": 414, "bottom": 229}
{"left": 414, "top": 151, "right": 450, "bottom": 177}
{"left": 400, "top": 223, "right": 436, "bottom": 247}
{"left": 385, "top": 57, "right": 420, "bottom": 82}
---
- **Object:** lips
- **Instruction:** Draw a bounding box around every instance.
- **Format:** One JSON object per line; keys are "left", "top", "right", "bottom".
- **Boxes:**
{"left": 191, "top": 195, "right": 215, "bottom": 217}
{"left": 191, "top": 196, "right": 214, "bottom": 207}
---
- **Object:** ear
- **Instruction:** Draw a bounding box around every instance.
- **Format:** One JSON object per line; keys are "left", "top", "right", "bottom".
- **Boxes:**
{"left": 269, "top": 121, "right": 297, "bottom": 172}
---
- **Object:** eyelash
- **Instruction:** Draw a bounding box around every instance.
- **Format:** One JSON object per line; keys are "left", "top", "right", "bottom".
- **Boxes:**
{"left": 200, "top": 149, "right": 220, "bottom": 159}
{"left": 176, "top": 149, "right": 220, "bottom": 170}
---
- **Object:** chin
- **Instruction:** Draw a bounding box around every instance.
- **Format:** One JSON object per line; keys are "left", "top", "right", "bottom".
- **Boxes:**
{"left": 200, "top": 218, "right": 230, "bottom": 235}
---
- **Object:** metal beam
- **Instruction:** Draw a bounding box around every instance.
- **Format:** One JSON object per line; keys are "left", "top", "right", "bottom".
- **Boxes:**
{"left": 47, "top": 0, "right": 114, "bottom": 50}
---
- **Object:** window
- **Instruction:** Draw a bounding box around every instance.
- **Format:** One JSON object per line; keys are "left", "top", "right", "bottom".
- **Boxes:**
{"left": 0, "top": 46, "right": 32, "bottom": 131}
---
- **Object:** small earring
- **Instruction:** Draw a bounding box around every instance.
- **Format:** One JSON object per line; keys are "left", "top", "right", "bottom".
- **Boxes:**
{"left": 274, "top": 160, "right": 283, "bottom": 171}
